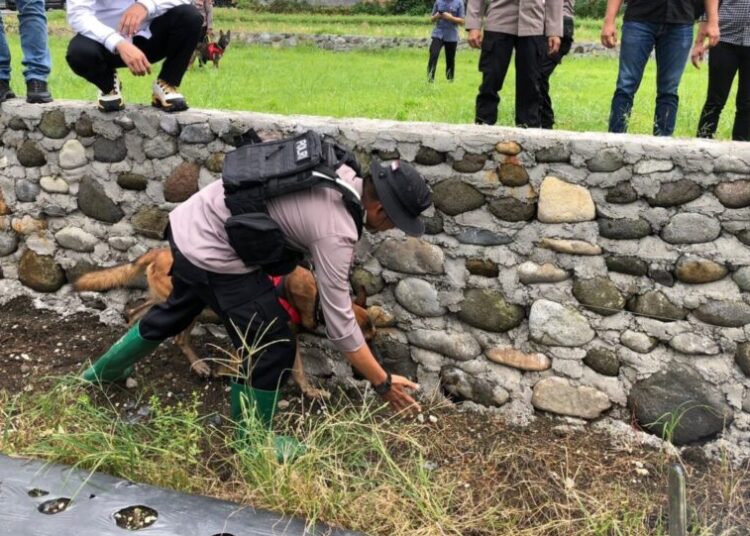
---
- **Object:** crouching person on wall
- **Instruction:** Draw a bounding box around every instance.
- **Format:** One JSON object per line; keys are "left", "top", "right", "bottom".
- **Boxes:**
{"left": 80, "top": 131, "right": 433, "bottom": 462}
{"left": 65, "top": 0, "right": 203, "bottom": 113}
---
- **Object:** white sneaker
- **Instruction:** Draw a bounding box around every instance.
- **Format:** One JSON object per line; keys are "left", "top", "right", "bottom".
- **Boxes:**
{"left": 97, "top": 73, "right": 124, "bottom": 113}
{"left": 152, "top": 79, "right": 188, "bottom": 112}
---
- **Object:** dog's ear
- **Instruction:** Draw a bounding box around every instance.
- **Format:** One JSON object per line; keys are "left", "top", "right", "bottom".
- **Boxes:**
{"left": 219, "top": 29, "right": 224, "bottom": 38}
{"left": 354, "top": 285, "right": 367, "bottom": 308}
{"left": 227, "top": 30, "right": 231, "bottom": 39}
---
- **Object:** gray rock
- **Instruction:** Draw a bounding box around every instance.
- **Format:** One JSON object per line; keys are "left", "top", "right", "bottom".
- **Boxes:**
{"left": 18, "top": 249, "right": 66, "bottom": 292}
{"left": 693, "top": 300, "right": 750, "bottom": 327}
{"left": 674, "top": 257, "right": 727, "bottom": 284}
{"left": 465, "top": 258, "right": 498, "bottom": 278}
{"left": 627, "top": 291, "right": 687, "bottom": 322}
{"left": 634, "top": 159, "right": 674, "bottom": 174}
{"left": 669, "top": 333, "right": 720, "bottom": 355}
{"left": 144, "top": 135, "right": 178, "bottom": 159}
{"left": 75, "top": 114, "right": 95, "bottom": 137}
{"left": 649, "top": 266, "right": 675, "bottom": 287}
{"left": 164, "top": 162, "right": 200, "bottom": 202}
{"left": 55, "top": 226, "right": 98, "bottom": 252}
{"left": 109, "top": 236, "right": 136, "bottom": 251}
{"left": 77, "top": 176, "right": 125, "bottom": 223}
{"left": 646, "top": 179, "right": 702, "bottom": 207}
{"left": 488, "top": 197, "right": 536, "bottom": 222}
{"left": 456, "top": 227, "right": 513, "bottom": 246}
{"left": 42, "top": 204, "right": 66, "bottom": 218}
{"left": 8, "top": 117, "right": 27, "bottom": 130}
{"left": 732, "top": 267, "right": 750, "bottom": 291}
{"left": 528, "top": 299, "right": 594, "bottom": 346}
{"left": 414, "top": 146, "right": 445, "bottom": 166}
{"left": 497, "top": 161, "right": 530, "bottom": 186}
{"left": 620, "top": 330, "right": 657, "bottom": 353}
{"left": 160, "top": 115, "right": 180, "bottom": 136}
{"left": 605, "top": 182, "right": 638, "bottom": 204}
{"left": 408, "top": 330, "right": 481, "bottom": 361}
{"left": 535, "top": 145, "right": 570, "bottom": 163}
{"left": 629, "top": 364, "right": 733, "bottom": 445}
{"left": 584, "top": 348, "right": 620, "bottom": 377}
{"left": 605, "top": 255, "right": 648, "bottom": 276}
{"left": 458, "top": 289, "right": 524, "bottom": 333}
{"left": 598, "top": 217, "right": 651, "bottom": 240}
{"left": 661, "top": 214, "right": 721, "bottom": 244}
{"left": 0, "top": 232, "right": 19, "bottom": 257}
{"left": 739, "top": 230, "right": 750, "bottom": 246}
{"left": 714, "top": 180, "right": 750, "bottom": 209}
{"left": 587, "top": 148, "right": 624, "bottom": 172}
{"left": 433, "top": 179, "right": 485, "bottom": 215}
{"left": 39, "top": 110, "right": 69, "bottom": 139}
{"left": 115, "top": 116, "right": 135, "bottom": 130}
{"left": 40, "top": 176, "right": 69, "bottom": 194}
{"left": 372, "top": 330, "right": 417, "bottom": 380}
{"left": 117, "top": 172, "right": 149, "bottom": 191}
{"left": 15, "top": 180, "right": 40, "bottom": 203}
{"left": 59, "top": 139, "right": 87, "bottom": 169}
{"left": 131, "top": 207, "right": 170, "bottom": 239}
{"left": 180, "top": 124, "right": 215, "bottom": 144}
{"left": 421, "top": 214, "right": 444, "bottom": 235}
{"left": 375, "top": 237, "right": 444, "bottom": 274}
{"left": 350, "top": 267, "right": 384, "bottom": 296}
{"left": 452, "top": 153, "right": 486, "bottom": 173}
{"left": 17, "top": 140, "right": 46, "bottom": 167}
{"left": 572, "top": 277, "right": 625, "bottom": 316}
{"left": 395, "top": 278, "right": 445, "bottom": 317}
{"left": 532, "top": 377, "right": 611, "bottom": 419}
{"left": 736, "top": 343, "right": 750, "bottom": 376}
{"left": 441, "top": 366, "right": 509, "bottom": 407}
{"left": 93, "top": 137, "right": 127, "bottom": 163}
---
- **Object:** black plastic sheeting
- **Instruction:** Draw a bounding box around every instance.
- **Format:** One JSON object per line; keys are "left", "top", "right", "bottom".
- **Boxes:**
{"left": 0, "top": 454, "right": 365, "bottom": 536}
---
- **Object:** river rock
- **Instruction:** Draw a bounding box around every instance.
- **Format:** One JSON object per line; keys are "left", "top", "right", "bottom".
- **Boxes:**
{"left": 620, "top": 330, "right": 657, "bottom": 353}
{"left": 495, "top": 141, "right": 521, "bottom": 155}
{"left": 40, "top": 176, "right": 69, "bottom": 194}
{"left": 421, "top": 214, "right": 444, "bottom": 235}
{"left": 629, "top": 364, "right": 733, "bottom": 445}
{"left": 572, "top": 277, "right": 625, "bottom": 316}
{"left": 466, "top": 258, "right": 498, "bottom": 278}
{"left": 587, "top": 148, "right": 624, "bottom": 172}
{"left": 739, "top": 230, "right": 750, "bottom": 246}
{"left": 488, "top": 197, "right": 536, "bottom": 222}
{"left": 395, "top": 278, "right": 445, "bottom": 317}
{"left": 144, "top": 135, "right": 178, "bottom": 159}
{"left": 414, "top": 146, "right": 445, "bottom": 166}
{"left": 0, "top": 232, "right": 18, "bottom": 257}
{"left": 598, "top": 217, "right": 651, "bottom": 240}
{"left": 18, "top": 249, "right": 66, "bottom": 292}
{"left": 458, "top": 289, "right": 524, "bottom": 332}
{"left": 11, "top": 215, "right": 46, "bottom": 235}
{"left": 117, "top": 172, "right": 148, "bottom": 191}
{"left": 77, "top": 176, "right": 124, "bottom": 223}
{"left": 42, "top": 204, "right": 66, "bottom": 218}
{"left": 535, "top": 145, "right": 570, "bottom": 163}
{"left": 164, "top": 162, "right": 200, "bottom": 202}
{"left": 17, "top": 140, "right": 46, "bottom": 167}
{"left": 529, "top": 299, "right": 594, "bottom": 346}
{"left": 627, "top": 291, "right": 687, "bottom": 322}
{"left": 180, "top": 124, "right": 214, "bottom": 144}
{"left": 456, "top": 227, "right": 512, "bottom": 246}
{"left": 15, "top": 180, "right": 40, "bottom": 203}
{"left": 532, "top": 377, "right": 611, "bottom": 419}
{"left": 441, "top": 366, "right": 509, "bottom": 407}
{"left": 517, "top": 261, "right": 569, "bottom": 284}
{"left": 646, "top": 179, "right": 702, "bottom": 207}
{"left": 669, "top": 333, "right": 720, "bottom": 355}
{"left": 59, "top": 139, "right": 87, "bottom": 169}
{"left": 736, "top": 343, "right": 750, "bottom": 376}
{"left": 486, "top": 347, "right": 551, "bottom": 371}
{"left": 605, "top": 255, "right": 648, "bottom": 276}
{"left": 675, "top": 257, "right": 727, "bottom": 284}
{"left": 93, "top": 137, "right": 127, "bottom": 163}
{"left": 39, "top": 110, "right": 69, "bottom": 139}
{"left": 351, "top": 267, "right": 384, "bottom": 296}
{"left": 75, "top": 114, "right": 95, "bottom": 137}
{"left": 109, "top": 236, "right": 136, "bottom": 251}
{"left": 605, "top": 182, "right": 638, "bottom": 204}
{"left": 132, "top": 207, "right": 170, "bottom": 239}
{"left": 55, "top": 226, "right": 97, "bottom": 252}
{"left": 372, "top": 330, "right": 417, "bottom": 379}
{"left": 433, "top": 179, "right": 485, "bottom": 215}
{"left": 498, "top": 160, "right": 529, "bottom": 186}
{"left": 367, "top": 305, "right": 395, "bottom": 328}
{"left": 375, "top": 237, "right": 444, "bottom": 274}
{"left": 634, "top": 159, "right": 674, "bottom": 174}
{"left": 661, "top": 214, "right": 721, "bottom": 244}
{"left": 408, "top": 330, "right": 481, "bottom": 361}
{"left": 205, "top": 152, "right": 225, "bottom": 173}
{"left": 453, "top": 153, "right": 486, "bottom": 173}
{"left": 0, "top": 189, "right": 8, "bottom": 215}
{"left": 537, "top": 176, "right": 595, "bottom": 223}
{"left": 714, "top": 180, "right": 750, "bottom": 209}
{"left": 693, "top": 300, "right": 750, "bottom": 327}
{"left": 584, "top": 348, "right": 620, "bottom": 377}
{"left": 539, "top": 238, "right": 601, "bottom": 255}
{"left": 733, "top": 267, "right": 750, "bottom": 291}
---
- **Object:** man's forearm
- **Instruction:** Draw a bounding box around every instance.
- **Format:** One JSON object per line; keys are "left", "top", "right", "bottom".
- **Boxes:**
{"left": 703, "top": 0, "right": 719, "bottom": 24}
{"left": 603, "top": 0, "right": 623, "bottom": 22}
{"left": 344, "top": 344, "right": 388, "bottom": 386}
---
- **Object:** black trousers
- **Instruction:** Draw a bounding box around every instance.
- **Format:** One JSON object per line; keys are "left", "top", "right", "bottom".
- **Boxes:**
{"left": 697, "top": 41, "right": 750, "bottom": 142}
{"left": 65, "top": 4, "right": 203, "bottom": 93}
{"left": 539, "top": 17, "right": 574, "bottom": 129}
{"left": 475, "top": 32, "right": 546, "bottom": 127}
{"left": 138, "top": 236, "right": 296, "bottom": 391}
{"left": 427, "top": 38, "right": 458, "bottom": 81}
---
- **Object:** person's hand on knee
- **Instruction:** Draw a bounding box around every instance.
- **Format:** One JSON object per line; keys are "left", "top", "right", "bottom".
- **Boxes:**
{"left": 116, "top": 41, "right": 151, "bottom": 76}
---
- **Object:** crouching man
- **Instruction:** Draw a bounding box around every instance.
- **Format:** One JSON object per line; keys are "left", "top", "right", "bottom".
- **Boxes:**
{"left": 65, "top": 0, "right": 203, "bottom": 113}
{"left": 81, "top": 132, "right": 433, "bottom": 461}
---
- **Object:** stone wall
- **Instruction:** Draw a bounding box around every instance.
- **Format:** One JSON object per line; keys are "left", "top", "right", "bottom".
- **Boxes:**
{"left": 1, "top": 100, "right": 750, "bottom": 449}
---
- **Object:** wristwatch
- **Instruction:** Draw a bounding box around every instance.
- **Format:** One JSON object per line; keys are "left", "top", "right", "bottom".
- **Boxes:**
{"left": 373, "top": 372, "right": 392, "bottom": 396}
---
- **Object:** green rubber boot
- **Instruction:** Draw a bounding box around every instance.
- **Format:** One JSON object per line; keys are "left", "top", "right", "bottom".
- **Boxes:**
{"left": 82, "top": 323, "right": 161, "bottom": 383}
{"left": 230, "top": 382, "right": 305, "bottom": 463}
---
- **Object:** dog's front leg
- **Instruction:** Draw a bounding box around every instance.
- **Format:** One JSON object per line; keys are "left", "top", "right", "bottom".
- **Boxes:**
{"left": 175, "top": 320, "right": 212, "bottom": 377}
{"left": 292, "top": 345, "right": 330, "bottom": 400}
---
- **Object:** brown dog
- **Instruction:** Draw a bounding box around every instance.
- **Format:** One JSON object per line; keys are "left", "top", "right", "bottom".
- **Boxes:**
{"left": 74, "top": 248, "right": 375, "bottom": 399}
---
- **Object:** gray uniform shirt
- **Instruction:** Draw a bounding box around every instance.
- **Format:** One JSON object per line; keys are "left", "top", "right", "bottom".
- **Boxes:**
{"left": 465, "top": 0, "right": 564, "bottom": 37}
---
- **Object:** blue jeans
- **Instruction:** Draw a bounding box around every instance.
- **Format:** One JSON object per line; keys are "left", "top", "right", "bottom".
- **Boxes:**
{"left": 608, "top": 21, "right": 692, "bottom": 136}
{"left": 0, "top": 0, "right": 51, "bottom": 82}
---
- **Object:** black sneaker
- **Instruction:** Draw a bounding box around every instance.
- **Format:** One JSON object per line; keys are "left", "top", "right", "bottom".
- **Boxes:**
{"left": 0, "top": 80, "right": 16, "bottom": 102}
{"left": 26, "top": 79, "right": 53, "bottom": 104}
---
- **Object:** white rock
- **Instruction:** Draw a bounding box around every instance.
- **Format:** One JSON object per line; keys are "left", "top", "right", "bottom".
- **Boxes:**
{"left": 537, "top": 176, "right": 596, "bottom": 223}
{"left": 669, "top": 333, "right": 720, "bottom": 355}
{"left": 620, "top": 330, "right": 657, "bottom": 354}
{"left": 55, "top": 226, "right": 98, "bottom": 252}
{"left": 529, "top": 299, "right": 595, "bottom": 347}
{"left": 40, "top": 176, "right": 69, "bottom": 194}
{"left": 59, "top": 139, "right": 87, "bottom": 169}
{"left": 531, "top": 377, "right": 611, "bottom": 419}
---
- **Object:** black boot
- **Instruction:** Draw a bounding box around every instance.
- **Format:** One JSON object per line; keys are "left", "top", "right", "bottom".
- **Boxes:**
{"left": 0, "top": 80, "right": 16, "bottom": 102}
{"left": 26, "top": 79, "right": 53, "bottom": 104}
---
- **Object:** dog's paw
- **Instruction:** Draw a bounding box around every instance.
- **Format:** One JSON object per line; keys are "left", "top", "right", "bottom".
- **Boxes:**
{"left": 190, "top": 360, "right": 212, "bottom": 378}
{"left": 302, "top": 386, "right": 331, "bottom": 400}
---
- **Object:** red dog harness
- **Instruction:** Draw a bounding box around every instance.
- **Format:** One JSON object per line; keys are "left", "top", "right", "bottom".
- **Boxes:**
{"left": 270, "top": 275, "right": 302, "bottom": 326}
{"left": 207, "top": 43, "right": 223, "bottom": 61}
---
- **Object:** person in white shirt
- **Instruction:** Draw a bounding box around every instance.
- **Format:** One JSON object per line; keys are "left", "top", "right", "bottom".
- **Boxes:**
{"left": 65, "top": 0, "right": 203, "bottom": 113}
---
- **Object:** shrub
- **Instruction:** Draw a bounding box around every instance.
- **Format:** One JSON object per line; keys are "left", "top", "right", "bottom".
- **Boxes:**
{"left": 575, "top": 0, "right": 609, "bottom": 18}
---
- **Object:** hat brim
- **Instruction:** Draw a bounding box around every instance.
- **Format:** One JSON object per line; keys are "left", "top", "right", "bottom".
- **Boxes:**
{"left": 370, "top": 160, "right": 425, "bottom": 236}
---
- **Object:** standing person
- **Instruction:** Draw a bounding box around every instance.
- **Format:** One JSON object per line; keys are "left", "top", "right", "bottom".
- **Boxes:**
{"left": 80, "top": 133, "right": 432, "bottom": 461}
{"left": 601, "top": 0, "right": 720, "bottom": 136}
{"left": 194, "top": 0, "right": 213, "bottom": 44}
{"left": 539, "top": 0, "right": 575, "bottom": 129}
{"left": 0, "top": 0, "right": 53, "bottom": 103}
{"left": 65, "top": 0, "right": 203, "bottom": 113}
{"left": 692, "top": 0, "right": 750, "bottom": 142}
{"left": 427, "top": 0, "right": 465, "bottom": 83}
{"left": 466, "top": 0, "right": 564, "bottom": 128}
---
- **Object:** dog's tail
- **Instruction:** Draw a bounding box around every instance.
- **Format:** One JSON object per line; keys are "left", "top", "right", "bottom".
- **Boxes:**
{"left": 74, "top": 248, "right": 165, "bottom": 292}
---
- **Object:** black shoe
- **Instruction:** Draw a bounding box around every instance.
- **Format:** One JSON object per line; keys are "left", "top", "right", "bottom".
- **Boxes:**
{"left": 26, "top": 79, "right": 53, "bottom": 104}
{"left": 0, "top": 80, "right": 16, "bottom": 102}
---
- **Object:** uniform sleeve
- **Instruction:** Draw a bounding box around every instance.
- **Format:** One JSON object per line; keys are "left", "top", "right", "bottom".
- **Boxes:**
{"left": 309, "top": 235, "right": 366, "bottom": 353}
{"left": 457, "top": 0, "right": 465, "bottom": 18}
{"left": 465, "top": 0, "right": 484, "bottom": 30}
{"left": 545, "top": 0, "right": 564, "bottom": 36}
{"left": 67, "top": 0, "right": 124, "bottom": 52}
{"left": 432, "top": 0, "right": 438, "bottom": 15}
{"left": 137, "top": 0, "right": 191, "bottom": 21}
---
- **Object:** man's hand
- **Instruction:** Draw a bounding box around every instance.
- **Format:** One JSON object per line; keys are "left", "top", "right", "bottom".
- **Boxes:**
{"left": 118, "top": 3, "right": 148, "bottom": 38}
{"left": 548, "top": 36, "right": 561, "bottom": 56}
{"left": 691, "top": 42, "right": 706, "bottom": 69}
{"left": 116, "top": 41, "right": 151, "bottom": 76}
{"left": 704, "top": 20, "right": 720, "bottom": 48}
{"left": 381, "top": 375, "right": 421, "bottom": 413}
{"left": 468, "top": 29, "right": 482, "bottom": 49}
{"left": 601, "top": 20, "right": 617, "bottom": 48}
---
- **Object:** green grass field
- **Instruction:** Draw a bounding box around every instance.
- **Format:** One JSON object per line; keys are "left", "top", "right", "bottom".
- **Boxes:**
{"left": 10, "top": 35, "right": 734, "bottom": 139}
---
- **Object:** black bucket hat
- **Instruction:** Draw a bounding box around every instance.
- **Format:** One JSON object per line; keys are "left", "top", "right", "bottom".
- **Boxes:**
{"left": 369, "top": 159, "right": 432, "bottom": 236}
